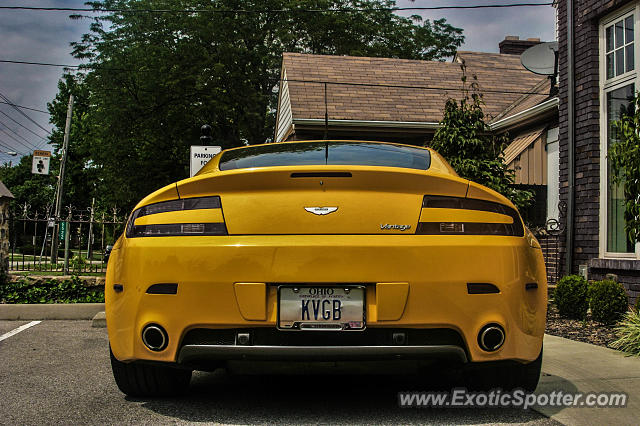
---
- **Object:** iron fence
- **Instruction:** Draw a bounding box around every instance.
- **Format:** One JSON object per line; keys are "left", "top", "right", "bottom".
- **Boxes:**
{"left": 531, "top": 201, "right": 567, "bottom": 286}
{"left": 9, "top": 203, "right": 127, "bottom": 275}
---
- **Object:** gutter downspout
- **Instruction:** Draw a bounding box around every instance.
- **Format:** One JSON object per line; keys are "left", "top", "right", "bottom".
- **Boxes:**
{"left": 566, "top": 0, "right": 575, "bottom": 274}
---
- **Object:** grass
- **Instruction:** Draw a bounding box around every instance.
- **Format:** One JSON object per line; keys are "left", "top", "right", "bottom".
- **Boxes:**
{"left": 611, "top": 309, "right": 640, "bottom": 356}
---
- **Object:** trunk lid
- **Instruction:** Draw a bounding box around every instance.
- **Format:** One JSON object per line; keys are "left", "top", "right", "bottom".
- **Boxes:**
{"left": 176, "top": 166, "right": 469, "bottom": 235}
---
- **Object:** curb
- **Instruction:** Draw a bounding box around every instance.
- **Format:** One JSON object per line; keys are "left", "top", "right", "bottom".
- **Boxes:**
{"left": 0, "top": 303, "right": 105, "bottom": 320}
{"left": 91, "top": 311, "right": 106, "bottom": 328}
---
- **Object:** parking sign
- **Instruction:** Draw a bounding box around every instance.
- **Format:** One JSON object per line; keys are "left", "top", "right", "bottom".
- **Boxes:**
{"left": 190, "top": 145, "right": 221, "bottom": 177}
{"left": 32, "top": 150, "right": 51, "bottom": 175}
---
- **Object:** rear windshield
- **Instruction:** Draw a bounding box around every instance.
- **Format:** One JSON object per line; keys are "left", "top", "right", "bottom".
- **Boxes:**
{"left": 219, "top": 141, "right": 431, "bottom": 171}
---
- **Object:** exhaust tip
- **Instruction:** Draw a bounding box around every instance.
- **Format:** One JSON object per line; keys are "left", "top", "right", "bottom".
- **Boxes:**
{"left": 142, "top": 324, "right": 168, "bottom": 351}
{"left": 478, "top": 324, "right": 505, "bottom": 352}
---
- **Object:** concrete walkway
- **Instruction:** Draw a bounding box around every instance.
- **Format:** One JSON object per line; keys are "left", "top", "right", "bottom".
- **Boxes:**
{"left": 535, "top": 334, "right": 640, "bottom": 425}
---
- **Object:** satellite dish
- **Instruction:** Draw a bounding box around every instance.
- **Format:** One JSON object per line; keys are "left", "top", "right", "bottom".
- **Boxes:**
{"left": 521, "top": 41, "right": 559, "bottom": 75}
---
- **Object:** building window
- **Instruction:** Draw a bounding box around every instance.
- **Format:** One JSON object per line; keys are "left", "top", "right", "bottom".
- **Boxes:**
{"left": 600, "top": 5, "right": 640, "bottom": 258}
{"left": 605, "top": 14, "right": 634, "bottom": 79}
{"left": 605, "top": 85, "right": 635, "bottom": 253}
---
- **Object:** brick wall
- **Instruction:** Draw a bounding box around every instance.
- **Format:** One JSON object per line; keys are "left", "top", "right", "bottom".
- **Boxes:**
{"left": 537, "top": 233, "right": 562, "bottom": 285}
{"left": 557, "top": 0, "right": 638, "bottom": 303}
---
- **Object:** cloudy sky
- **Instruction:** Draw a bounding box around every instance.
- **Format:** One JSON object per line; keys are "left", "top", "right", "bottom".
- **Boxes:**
{"left": 0, "top": 0, "right": 555, "bottom": 160}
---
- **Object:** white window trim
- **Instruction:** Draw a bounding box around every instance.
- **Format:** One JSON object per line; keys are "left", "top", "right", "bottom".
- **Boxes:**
{"left": 599, "top": 3, "right": 640, "bottom": 259}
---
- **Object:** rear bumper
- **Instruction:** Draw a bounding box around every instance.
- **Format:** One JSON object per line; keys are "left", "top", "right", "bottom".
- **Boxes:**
{"left": 178, "top": 344, "right": 468, "bottom": 363}
{"left": 106, "top": 234, "right": 547, "bottom": 365}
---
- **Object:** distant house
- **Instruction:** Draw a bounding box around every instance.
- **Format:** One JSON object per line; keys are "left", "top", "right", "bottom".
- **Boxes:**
{"left": 557, "top": 0, "right": 640, "bottom": 305}
{"left": 274, "top": 37, "right": 559, "bottom": 228}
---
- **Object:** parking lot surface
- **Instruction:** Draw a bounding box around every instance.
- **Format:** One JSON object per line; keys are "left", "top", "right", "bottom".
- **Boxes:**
{"left": 0, "top": 320, "right": 558, "bottom": 425}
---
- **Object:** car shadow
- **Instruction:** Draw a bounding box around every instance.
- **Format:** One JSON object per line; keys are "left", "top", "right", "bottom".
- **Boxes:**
{"left": 131, "top": 363, "right": 555, "bottom": 424}
{"left": 532, "top": 371, "right": 580, "bottom": 417}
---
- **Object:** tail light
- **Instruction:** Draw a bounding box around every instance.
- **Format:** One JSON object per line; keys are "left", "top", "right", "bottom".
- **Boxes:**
{"left": 126, "top": 196, "right": 227, "bottom": 237}
{"left": 416, "top": 195, "right": 523, "bottom": 237}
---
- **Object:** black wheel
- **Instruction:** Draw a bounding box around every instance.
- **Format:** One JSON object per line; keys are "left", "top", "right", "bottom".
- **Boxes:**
{"left": 464, "top": 346, "right": 543, "bottom": 392}
{"left": 110, "top": 348, "right": 192, "bottom": 397}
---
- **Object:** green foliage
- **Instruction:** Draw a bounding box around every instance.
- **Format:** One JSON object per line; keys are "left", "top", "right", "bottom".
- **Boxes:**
{"left": 57, "top": 0, "right": 463, "bottom": 210}
{"left": 611, "top": 93, "right": 640, "bottom": 245}
{"left": 47, "top": 74, "right": 100, "bottom": 209}
{"left": 554, "top": 275, "right": 589, "bottom": 320}
{"left": 0, "top": 276, "right": 104, "bottom": 304}
{"left": 430, "top": 67, "right": 533, "bottom": 211}
{"left": 611, "top": 309, "right": 640, "bottom": 356}
{"left": 71, "top": 255, "right": 88, "bottom": 273}
{"left": 588, "top": 279, "right": 629, "bottom": 325}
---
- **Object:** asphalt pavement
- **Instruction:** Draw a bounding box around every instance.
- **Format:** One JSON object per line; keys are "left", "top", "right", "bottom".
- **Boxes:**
{"left": 0, "top": 320, "right": 558, "bottom": 425}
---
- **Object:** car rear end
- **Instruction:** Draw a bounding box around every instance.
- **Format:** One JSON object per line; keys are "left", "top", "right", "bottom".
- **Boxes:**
{"left": 106, "top": 141, "right": 546, "bottom": 395}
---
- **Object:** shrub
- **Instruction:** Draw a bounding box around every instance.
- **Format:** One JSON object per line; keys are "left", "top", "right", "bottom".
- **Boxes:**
{"left": 0, "top": 276, "right": 104, "bottom": 304}
{"left": 611, "top": 309, "right": 640, "bottom": 356}
{"left": 588, "top": 279, "right": 629, "bottom": 325}
{"left": 554, "top": 275, "right": 589, "bottom": 320}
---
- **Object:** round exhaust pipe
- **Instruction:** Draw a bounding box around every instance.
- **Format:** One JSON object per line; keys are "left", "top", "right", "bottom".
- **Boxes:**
{"left": 142, "top": 324, "right": 168, "bottom": 351}
{"left": 478, "top": 324, "right": 505, "bottom": 352}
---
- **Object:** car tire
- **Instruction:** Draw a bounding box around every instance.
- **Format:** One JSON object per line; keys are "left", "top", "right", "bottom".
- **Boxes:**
{"left": 464, "top": 346, "right": 543, "bottom": 392}
{"left": 109, "top": 348, "right": 192, "bottom": 397}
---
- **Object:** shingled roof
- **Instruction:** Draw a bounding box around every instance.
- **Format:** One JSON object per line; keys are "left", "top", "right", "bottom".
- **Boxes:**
{"left": 0, "top": 181, "right": 14, "bottom": 199}
{"left": 276, "top": 51, "right": 552, "bottom": 141}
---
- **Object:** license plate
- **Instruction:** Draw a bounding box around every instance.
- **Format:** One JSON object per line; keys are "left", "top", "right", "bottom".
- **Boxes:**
{"left": 278, "top": 286, "right": 366, "bottom": 331}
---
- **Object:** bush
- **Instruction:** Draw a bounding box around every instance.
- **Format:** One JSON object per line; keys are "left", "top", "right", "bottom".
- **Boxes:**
{"left": 554, "top": 275, "right": 589, "bottom": 320}
{"left": 71, "top": 255, "right": 88, "bottom": 273}
{"left": 611, "top": 309, "right": 640, "bottom": 356}
{"left": 588, "top": 279, "right": 629, "bottom": 325}
{"left": 0, "top": 276, "right": 104, "bottom": 304}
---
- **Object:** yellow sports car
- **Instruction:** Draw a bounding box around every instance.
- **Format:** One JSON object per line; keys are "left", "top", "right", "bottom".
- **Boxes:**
{"left": 106, "top": 140, "right": 546, "bottom": 396}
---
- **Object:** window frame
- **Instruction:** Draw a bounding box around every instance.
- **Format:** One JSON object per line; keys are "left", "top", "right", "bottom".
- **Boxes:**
{"left": 599, "top": 3, "right": 640, "bottom": 259}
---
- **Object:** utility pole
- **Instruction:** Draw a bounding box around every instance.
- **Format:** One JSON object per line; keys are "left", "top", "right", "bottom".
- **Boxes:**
{"left": 51, "top": 94, "right": 74, "bottom": 264}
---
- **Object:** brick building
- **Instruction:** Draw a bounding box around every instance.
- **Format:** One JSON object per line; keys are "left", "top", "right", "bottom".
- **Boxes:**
{"left": 558, "top": 0, "right": 640, "bottom": 304}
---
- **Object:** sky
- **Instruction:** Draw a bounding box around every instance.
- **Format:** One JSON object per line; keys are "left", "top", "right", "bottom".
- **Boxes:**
{"left": 0, "top": 0, "right": 556, "bottom": 161}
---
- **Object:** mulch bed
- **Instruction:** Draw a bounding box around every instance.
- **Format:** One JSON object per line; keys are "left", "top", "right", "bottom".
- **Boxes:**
{"left": 545, "top": 303, "right": 619, "bottom": 348}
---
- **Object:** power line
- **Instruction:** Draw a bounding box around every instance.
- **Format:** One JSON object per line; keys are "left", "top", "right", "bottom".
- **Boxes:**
{"left": 0, "top": 57, "right": 540, "bottom": 74}
{"left": 0, "top": 3, "right": 555, "bottom": 14}
{"left": 0, "top": 119, "right": 41, "bottom": 152}
{"left": 0, "top": 59, "right": 82, "bottom": 69}
{"left": 0, "top": 101, "right": 49, "bottom": 115}
{"left": 0, "top": 139, "right": 26, "bottom": 156}
{"left": 0, "top": 91, "right": 52, "bottom": 136}
{"left": 0, "top": 110, "right": 48, "bottom": 144}
{"left": 0, "top": 59, "right": 551, "bottom": 96}
{"left": 0, "top": 127, "right": 38, "bottom": 153}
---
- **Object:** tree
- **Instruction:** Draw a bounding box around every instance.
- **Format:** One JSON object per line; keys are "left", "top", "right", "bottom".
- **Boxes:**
{"left": 610, "top": 93, "right": 640, "bottom": 245}
{"left": 429, "top": 67, "right": 533, "bottom": 211}
{"left": 63, "top": 0, "right": 464, "bottom": 210}
{"left": 47, "top": 74, "right": 100, "bottom": 209}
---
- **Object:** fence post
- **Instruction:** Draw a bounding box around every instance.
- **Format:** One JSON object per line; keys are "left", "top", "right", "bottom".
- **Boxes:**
{"left": 63, "top": 221, "right": 70, "bottom": 275}
{"left": 87, "top": 198, "right": 95, "bottom": 260}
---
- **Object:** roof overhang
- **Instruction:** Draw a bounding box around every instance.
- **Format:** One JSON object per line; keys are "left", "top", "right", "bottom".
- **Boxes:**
{"left": 489, "top": 97, "right": 559, "bottom": 131}
{"left": 292, "top": 118, "right": 440, "bottom": 130}
{"left": 287, "top": 97, "right": 558, "bottom": 136}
